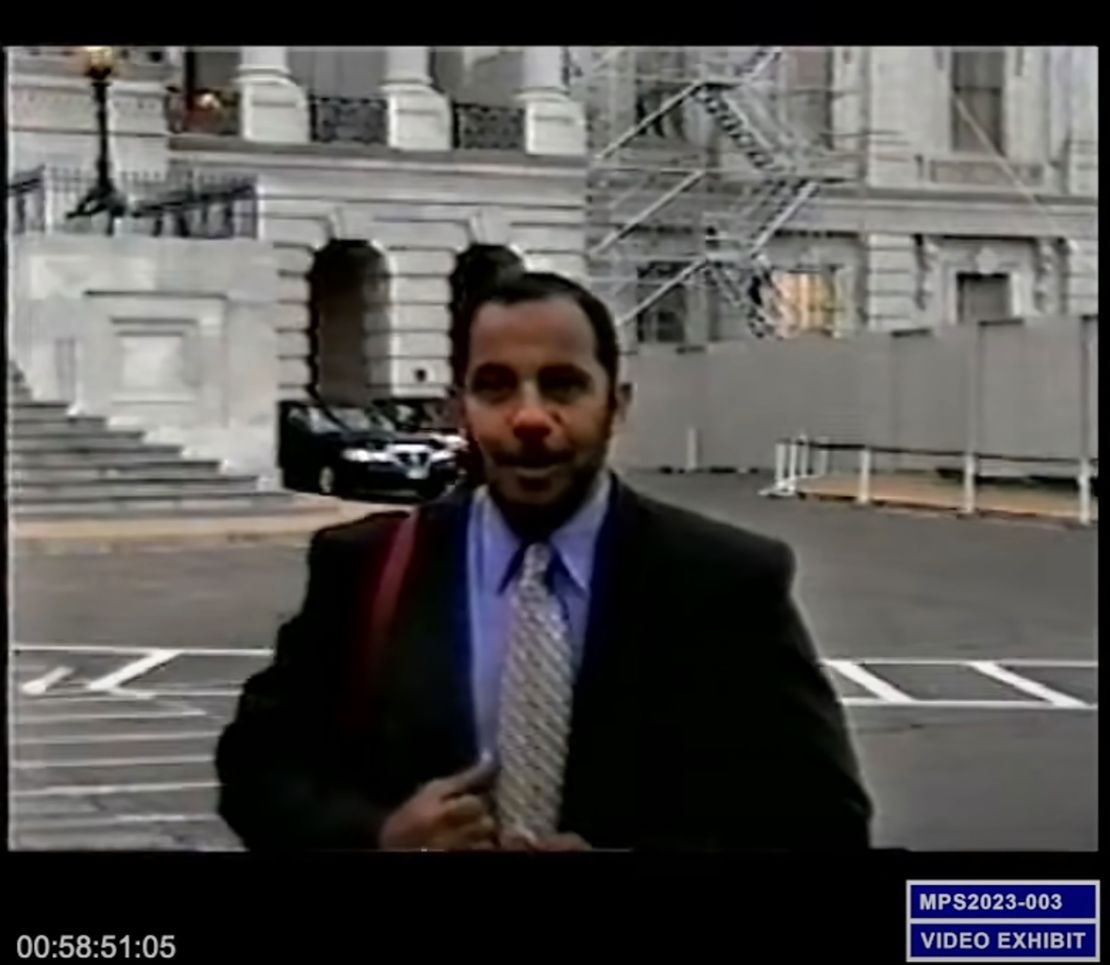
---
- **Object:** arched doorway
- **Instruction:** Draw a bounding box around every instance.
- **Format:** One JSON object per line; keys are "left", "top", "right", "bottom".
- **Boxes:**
{"left": 307, "top": 240, "right": 389, "bottom": 407}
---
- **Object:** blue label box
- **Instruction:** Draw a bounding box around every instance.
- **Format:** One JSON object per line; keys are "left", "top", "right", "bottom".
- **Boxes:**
{"left": 907, "top": 881, "right": 1099, "bottom": 962}
{"left": 910, "top": 924, "right": 1096, "bottom": 959}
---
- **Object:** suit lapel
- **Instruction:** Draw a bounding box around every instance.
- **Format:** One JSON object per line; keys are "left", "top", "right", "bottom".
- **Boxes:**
{"left": 561, "top": 476, "right": 653, "bottom": 844}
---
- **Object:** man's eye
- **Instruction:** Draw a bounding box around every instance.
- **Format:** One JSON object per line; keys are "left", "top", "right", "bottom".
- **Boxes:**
{"left": 541, "top": 374, "right": 588, "bottom": 399}
{"left": 471, "top": 374, "right": 514, "bottom": 397}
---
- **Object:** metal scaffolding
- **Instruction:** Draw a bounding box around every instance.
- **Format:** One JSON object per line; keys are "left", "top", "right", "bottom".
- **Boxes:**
{"left": 569, "top": 46, "right": 850, "bottom": 345}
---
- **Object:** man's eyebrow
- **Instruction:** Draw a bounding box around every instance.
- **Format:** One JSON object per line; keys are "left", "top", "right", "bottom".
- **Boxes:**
{"left": 469, "top": 362, "right": 516, "bottom": 380}
{"left": 469, "top": 362, "right": 591, "bottom": 380}
{"left": 540, "top": 363, "right": 591, "bottom": 377}
{"left": 541, "top": 367, "right": 593, "bottom": 387}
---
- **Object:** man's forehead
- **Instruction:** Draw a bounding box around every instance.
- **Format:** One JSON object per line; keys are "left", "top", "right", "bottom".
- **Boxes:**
{"left": 470, "top": 297, "right": 598, "bottom": 359}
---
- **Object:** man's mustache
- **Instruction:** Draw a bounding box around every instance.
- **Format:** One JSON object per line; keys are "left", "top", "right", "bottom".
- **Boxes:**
{"left": 494, "top": 449, "right": 572, "bottom": 469}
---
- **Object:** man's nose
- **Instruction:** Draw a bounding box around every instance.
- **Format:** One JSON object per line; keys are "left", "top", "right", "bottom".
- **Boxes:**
{"left": 510, "top": 385, "right": 555, "bottom": 437}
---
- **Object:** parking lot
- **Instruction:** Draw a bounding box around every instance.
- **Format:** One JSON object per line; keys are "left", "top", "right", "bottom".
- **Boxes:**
{"left": 9, "top": 471, "right": 1099, "bottom": 850}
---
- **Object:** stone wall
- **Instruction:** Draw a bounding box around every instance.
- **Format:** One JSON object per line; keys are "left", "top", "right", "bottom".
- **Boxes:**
{"left": 8, "top": 234, "right": 284, "bottom": 485}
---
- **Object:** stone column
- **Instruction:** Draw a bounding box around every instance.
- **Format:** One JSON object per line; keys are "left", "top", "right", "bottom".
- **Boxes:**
{"left": 516, "top": 47, "right": 585, "bottom": 157}
{"left": 235, "top": 46, "right": 308, "bottom": 143}
{"left": 382, "top": 46, "right": 450, "bottom": 151}
{"left": 164, "top": 47, "right": 186, "bottom": 106}
{"left": 915, "top": 235, "right": 942, "bottom": 326}
{"left": 831, "top": 47, "right": 867, "bottom": 181}
{"left": 863, "top": 233, "right": 918, "bottom": 331}
{"left": 1064, "top": 47, "right": 1098, "bottom": 197}
{"left": 1063, "top": 238, "right": 1099, "bottom": 316}
{"left": 860, "top": 47, "right": 917, "bottom": 187}
{"left": 1004, "top": 47, "right": 1036, "bottom": 163}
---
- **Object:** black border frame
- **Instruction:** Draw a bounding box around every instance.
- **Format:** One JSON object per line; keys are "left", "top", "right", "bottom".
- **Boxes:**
{"left": 3, "top": 37, "right": 1102, "bottom": 964}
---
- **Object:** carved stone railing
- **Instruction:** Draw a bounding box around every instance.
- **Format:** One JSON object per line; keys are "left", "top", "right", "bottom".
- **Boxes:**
{"left": 7, "top": 168, "right": 47, "bottom": 234}
{"left": 127, "top": 175, "right": 258, "bottom": 239}
{"left": 309, "top": 95, "right": 388, "bottom": 146}
{"left": 451, "top": 103, "right": 525, "bottom": 151}
{"left": 7, "top": 168, "right": 257, "bottom": 239}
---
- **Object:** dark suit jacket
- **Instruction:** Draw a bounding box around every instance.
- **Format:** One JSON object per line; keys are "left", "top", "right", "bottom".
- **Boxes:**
{"left": 216, "top": 475, "right": 872, "bottom": 851}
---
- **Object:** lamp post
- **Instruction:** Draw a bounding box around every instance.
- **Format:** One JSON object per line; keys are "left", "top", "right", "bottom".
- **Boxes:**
{"left": 67, "top": 46, "right": 129, "bottom": 230}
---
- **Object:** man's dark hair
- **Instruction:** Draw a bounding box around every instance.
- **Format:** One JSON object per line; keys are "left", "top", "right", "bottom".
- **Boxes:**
{"left": 449, "top": 271, "right": 621, "bottom": 397}
{"left": 448, "top": 245, "right": 524, "bottom": 324}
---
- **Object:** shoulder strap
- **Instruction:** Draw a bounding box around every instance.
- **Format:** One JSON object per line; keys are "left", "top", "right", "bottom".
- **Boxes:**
{"left": 368, "top": 509, "right": 420, "bottom": 664}
{"left": 341, "top": 509, "right": 421, "bottom": 733}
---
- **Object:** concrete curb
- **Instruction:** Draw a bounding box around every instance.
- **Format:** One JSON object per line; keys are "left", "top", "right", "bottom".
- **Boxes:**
{"left": 13, "top": 531, "right": 322, "bottom": 555}
{"left": 10, "top": 498, "right": 399, "bottom": 555}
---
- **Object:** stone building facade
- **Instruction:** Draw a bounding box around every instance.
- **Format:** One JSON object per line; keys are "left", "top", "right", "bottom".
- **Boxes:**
{"left": 5, "top": 46, "right": 1098, "bottom": 478}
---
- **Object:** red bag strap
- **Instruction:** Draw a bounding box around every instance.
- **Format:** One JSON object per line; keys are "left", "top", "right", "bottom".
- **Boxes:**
{"left": 344, "top": 509, "right": 420, "bottom": 731}
{"left": 368, "top": 509, "right": 420, "bottom": 663}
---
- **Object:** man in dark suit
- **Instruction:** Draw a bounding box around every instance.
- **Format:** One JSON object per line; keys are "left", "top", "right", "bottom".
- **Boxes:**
{"left": 217, "top": 272, "right": 872, "bottom": 851}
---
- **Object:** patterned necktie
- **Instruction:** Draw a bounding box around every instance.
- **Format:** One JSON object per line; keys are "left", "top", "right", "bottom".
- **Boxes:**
{"left": 494, "top": 541, "right": 575, "bottom": 839}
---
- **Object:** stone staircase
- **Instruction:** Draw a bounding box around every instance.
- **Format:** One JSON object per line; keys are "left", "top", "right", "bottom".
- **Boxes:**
{"left": 7, "top": 362, "right": 298, "bottom": 520}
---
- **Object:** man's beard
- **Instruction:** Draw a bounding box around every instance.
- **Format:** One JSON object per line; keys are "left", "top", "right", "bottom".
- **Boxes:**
{"left": 487, "top": 450, "right": 608, "bottom": 541}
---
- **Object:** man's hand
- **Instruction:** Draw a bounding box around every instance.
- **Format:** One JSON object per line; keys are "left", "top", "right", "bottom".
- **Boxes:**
{"left": 379, "top": 758, "right": 497, "bottom": 851}
{"left": 499, "top": 830, "right": 591, "bottom": 852}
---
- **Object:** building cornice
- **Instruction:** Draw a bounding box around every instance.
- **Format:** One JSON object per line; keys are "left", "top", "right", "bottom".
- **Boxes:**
{"left": 168, "top": 133, "right": 587, "bottom": 175}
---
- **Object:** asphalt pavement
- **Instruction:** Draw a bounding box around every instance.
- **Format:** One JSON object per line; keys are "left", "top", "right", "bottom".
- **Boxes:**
{"left": 8, "top": 471, "right": 1098, "bottom": 851}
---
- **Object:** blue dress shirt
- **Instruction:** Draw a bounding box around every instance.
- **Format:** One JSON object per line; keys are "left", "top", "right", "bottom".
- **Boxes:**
{"left": 466, "top": 472, "right": 613, "bottom": 756}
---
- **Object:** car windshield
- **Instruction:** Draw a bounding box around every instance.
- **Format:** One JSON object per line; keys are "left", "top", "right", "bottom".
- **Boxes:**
{"left": 376, "top": 402, "right": 453, "bottom": 433}
{"left": 325, "top": 407, "right": 395, "bottom": 432}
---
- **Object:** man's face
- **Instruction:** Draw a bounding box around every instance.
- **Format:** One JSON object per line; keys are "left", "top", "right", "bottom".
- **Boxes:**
{"left": 459, "top": 296, "right": 625, "bottom": 523}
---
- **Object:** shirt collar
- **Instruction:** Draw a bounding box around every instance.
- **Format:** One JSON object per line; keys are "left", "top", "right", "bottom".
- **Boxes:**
{"left": 478, "top": 471, "right": 612, "bottom": 596}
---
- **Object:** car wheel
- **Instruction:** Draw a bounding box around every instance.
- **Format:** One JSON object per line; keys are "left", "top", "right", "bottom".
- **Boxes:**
{"left": 318, "top": 465, "right": 337, "bottom": 496}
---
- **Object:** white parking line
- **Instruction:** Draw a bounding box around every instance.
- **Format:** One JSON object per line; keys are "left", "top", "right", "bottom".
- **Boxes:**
{"left": 85, "top": 650, "right": 180, "bottom": 693}
{"left": 13, "top": 643, "right": 271, "bottom": 657}
{"left": 15, "top": 709, "right": 208, "bottom": 724}
{"left": 20, "top": 667, "right": 73, "bottom": 696}
{"left": 13, "top": 645, "right": 1098, "bottom": 713}
{"left": 15, "top": 644, "right": 1095, "bottom": 668}
{"left": 844, "top": 697, "right": 1098, "bottom": 710}
{"left": 12, "top": 813, "right": 223, "bottom": 831}
{"left": 13, "top": 780, "right": 218, "bottom": 799}
{"left": 841, "top": 657, "right": 1098, "bottom": 668}
{"left": 130, "top": 689, "right": 240, "bottom": 699}
{"left": 14, "top": 731, "right": 222, "bottom": 746}
{"left": 14, "top": 755, "right": 212, "bottom": 770}
{"left": 966, "top": 660, "right": 1091, "bottom": 709}
{"left": 997, "top": 658, "right": 1098, "bottom": 669}
{"left": 132, "top": 680, "right": 247, "bottom": 689}
{"left": 826, "top": 660, "right": 916, "bottom": 703}
{"left": 15, "top": 694, "right": 154, "bottom": 705}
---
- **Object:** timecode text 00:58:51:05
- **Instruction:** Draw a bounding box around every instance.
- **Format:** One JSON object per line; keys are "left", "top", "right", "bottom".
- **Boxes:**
{"left": 17, "top": 937, "right": 177, "bottom": 960}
